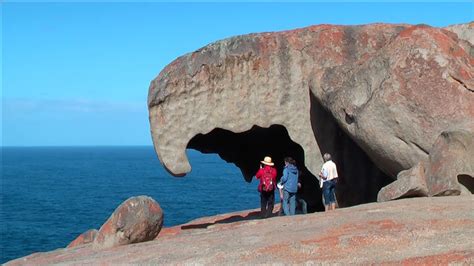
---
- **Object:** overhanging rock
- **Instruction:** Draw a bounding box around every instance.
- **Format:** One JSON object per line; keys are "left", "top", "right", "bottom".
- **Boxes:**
{"left": 148, "top": 22, "right": 474, "bottom": 208}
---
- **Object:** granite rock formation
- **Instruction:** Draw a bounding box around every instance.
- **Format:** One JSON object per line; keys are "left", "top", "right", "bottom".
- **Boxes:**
{"left": 425, "top": 125, "right": 474, "bottom": 196}
{"left": 148, "top": 22, "right": 473, "bottom": 208}
{"left": 92, "top": 196, "right": 163, "bottom": 249}
{"left": 7, "top": 196, "right": 474, "bottom": 265}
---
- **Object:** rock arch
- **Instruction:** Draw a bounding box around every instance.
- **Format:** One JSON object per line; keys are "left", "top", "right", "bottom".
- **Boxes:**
{"left": 148, "top": 22, "right": 473, "bottom": 207}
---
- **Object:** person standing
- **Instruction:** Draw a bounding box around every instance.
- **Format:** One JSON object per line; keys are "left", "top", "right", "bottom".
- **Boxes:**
{"left": 255, "top": 156, "right": 277, "bottom": 218}
{"left": 280, "top": 157, "right": 298, "bottom": 216}
{"left": 319, "top": 153, "right": 338, "bottom": 211}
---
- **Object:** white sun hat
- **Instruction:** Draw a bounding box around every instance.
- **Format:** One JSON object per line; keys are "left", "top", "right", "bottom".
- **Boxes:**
{"left": 260, "top": 156, "right": 274, "bottom": 166}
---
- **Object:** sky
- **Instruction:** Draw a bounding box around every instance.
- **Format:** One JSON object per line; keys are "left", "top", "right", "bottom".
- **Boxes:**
{"left": 2, "top": 1, "right": 473, "bottom": 146}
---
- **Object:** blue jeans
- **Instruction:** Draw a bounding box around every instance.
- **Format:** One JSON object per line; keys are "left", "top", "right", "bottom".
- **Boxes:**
{"left": 283, "top": 190, "right": 296, "bottom": 216}
{"left": 322, "top": 179, "right": 336, "bottom": 205}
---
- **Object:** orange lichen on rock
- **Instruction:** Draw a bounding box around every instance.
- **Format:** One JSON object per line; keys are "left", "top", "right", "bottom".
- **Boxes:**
{"left": 6, "top": 197, "right": 474, "bottom": 265}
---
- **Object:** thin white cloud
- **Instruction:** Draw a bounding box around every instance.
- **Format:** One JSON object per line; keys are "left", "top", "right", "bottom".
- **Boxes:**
{"left": 3, "top": 98, "right": 146, "bottom": 114}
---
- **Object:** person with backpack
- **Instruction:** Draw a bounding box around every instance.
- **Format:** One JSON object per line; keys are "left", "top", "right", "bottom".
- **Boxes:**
{"left": 254, "top": 156, "right": 277, "bottom": 218}
{"left": 280, "top": 157, "right": 299, "bottom": 216}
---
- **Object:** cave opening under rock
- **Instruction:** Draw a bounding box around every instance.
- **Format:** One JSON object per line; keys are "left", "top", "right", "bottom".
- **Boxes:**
{"left": 186, "top": 93, "right": 394, "bottom": 212}
{"left": 187, "top": 124, "right": 325, "bottom": 212}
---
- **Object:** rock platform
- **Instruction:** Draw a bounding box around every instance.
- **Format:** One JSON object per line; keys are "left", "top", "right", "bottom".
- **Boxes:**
{"left": 7, "top": 196, "right": 474, "bottom": 265}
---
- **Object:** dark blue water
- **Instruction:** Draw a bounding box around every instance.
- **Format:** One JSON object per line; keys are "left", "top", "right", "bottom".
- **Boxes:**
{"left": 1, "top": 146, "right": 264, "bottom": 263}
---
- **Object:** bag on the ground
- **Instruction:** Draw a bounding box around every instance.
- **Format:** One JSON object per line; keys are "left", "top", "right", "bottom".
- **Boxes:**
{"left": 261, "top": 169, "right": 274, "bottom": 192}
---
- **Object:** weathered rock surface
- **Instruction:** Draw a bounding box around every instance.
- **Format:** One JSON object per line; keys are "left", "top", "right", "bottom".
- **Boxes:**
{"left": 148, "top": 22, "right": 473, "bottom": 207}
{"left": 92, "top": 196, "right": 163, "bottom": 249}
{"left": 377, "top": 162, "right": 428, "bottom": 201}
{"left": 67, "top": 229, "right": 98, "bottom": 248}
{"left": 377, "top": 124, "right": 474, "bottom": 201}
{"left": 7, "top": 196, "right": 474, "bottom": 265}
{"left": 445, "top": 22, "right": 474, "bottom": 47}
{"left": 425, "top": 126, "right": 474, "bottom": 196}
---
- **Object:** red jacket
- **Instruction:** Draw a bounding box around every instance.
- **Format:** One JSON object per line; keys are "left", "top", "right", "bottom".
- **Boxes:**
{"left": 255, "top": 165, "right": 277, "bottom": 192}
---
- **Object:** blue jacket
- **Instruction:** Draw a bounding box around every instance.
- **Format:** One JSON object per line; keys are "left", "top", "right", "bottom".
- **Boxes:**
{"left": 280, "top": 164, "right": 298, "bottom": 193}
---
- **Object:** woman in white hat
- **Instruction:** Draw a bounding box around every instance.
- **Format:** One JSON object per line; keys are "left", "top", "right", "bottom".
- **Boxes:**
{"left": 254, "top": 156, "right": 277, "bottom": 218}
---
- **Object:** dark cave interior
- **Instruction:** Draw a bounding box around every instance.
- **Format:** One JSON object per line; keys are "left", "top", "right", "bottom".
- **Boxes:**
{"left": 186, "top": 93, "right": 394, "bottom": 212}
{"left": 458, "top": 174, "right": 474, "bottom": 194}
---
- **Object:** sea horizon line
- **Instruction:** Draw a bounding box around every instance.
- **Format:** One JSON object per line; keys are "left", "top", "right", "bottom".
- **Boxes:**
{"left": 1, "top": 145, "right": 155, "bottom": 148}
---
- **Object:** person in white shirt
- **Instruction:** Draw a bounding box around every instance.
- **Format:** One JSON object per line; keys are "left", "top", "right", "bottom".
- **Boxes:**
{"left": 319, "top": 153, "right": 338, "bottom": 211}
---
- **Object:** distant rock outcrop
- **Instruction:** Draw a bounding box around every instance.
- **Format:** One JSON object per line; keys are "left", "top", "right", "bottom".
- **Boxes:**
{"left": 92, "top": 196, "right": 163, "bottom": 249}
{"left": 445, "top": 22, "right": 474, "bottom": 47}
{"left": 148, "top": 22, "right": 473, "bottom": 207}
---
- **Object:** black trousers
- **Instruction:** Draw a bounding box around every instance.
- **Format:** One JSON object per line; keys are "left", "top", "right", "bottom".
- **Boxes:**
{"left": 260, "top": 190, "right": 275, "bottom": 218}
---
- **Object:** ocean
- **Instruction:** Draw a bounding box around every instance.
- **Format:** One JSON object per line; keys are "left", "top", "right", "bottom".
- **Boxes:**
{"left": 1, "top": 146, "right": 266, "bottom": 263}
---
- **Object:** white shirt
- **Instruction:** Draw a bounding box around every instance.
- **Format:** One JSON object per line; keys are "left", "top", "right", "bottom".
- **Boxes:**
{"left": 320, "top": 160, "right": 338, "bottom": 188}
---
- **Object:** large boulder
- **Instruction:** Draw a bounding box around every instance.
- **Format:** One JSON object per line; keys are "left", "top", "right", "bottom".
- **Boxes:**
{"left": 93, "top": 196, "right": 163, "bottom": 249}
{"left": 148, "top": 22, "right": 473, "bottom": 207}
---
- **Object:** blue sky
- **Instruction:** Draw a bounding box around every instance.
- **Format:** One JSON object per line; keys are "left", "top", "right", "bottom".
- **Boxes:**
{"left": 2, "top": 2, "right": 473, "bottom": 146}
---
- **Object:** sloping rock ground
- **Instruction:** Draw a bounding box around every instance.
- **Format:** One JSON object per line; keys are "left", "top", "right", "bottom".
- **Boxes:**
{"left": 7, "top": 196, "right": 474, "bottom": 265}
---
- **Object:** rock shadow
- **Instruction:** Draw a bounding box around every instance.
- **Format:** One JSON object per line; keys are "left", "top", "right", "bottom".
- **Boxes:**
{"left": 181, "top": 211, "right": 261, "bottom": 230}
{"left": 458, "top": 174, "right": 474, "bottom": 194}
{"left": 309, "top": 90, "right": 393, "bottom": 207}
